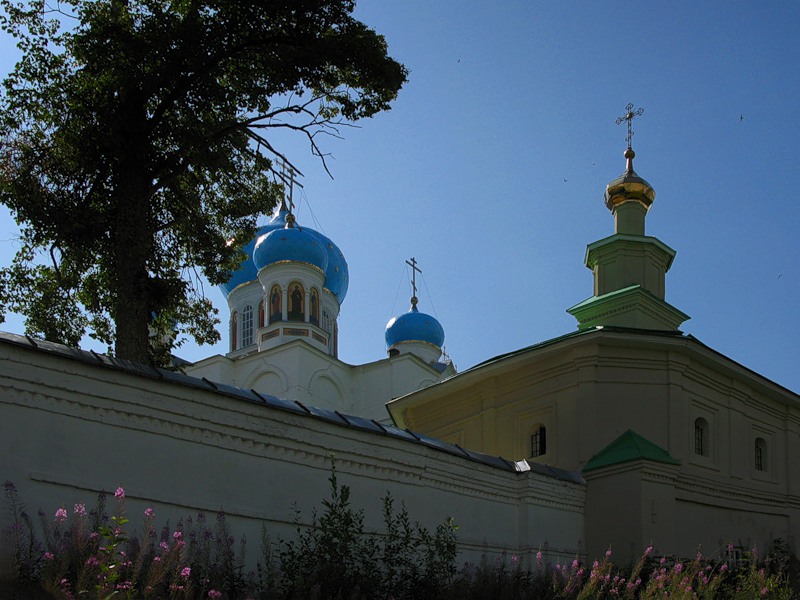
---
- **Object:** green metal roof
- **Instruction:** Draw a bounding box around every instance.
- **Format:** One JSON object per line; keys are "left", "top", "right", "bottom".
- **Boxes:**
{"left": 583, "top": 429, "right": 680, "bottom": 472}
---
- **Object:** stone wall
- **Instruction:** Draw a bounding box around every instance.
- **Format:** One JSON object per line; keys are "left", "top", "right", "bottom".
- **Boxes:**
{"left": 0, "top": 333, "right": 585, "bottom": 574}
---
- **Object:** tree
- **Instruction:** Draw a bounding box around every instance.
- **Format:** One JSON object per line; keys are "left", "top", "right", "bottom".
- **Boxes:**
{"left": 0, "top": 0, "right": 406, "bottom": 364}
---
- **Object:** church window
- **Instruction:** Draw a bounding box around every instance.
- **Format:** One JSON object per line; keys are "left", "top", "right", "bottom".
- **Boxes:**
{"left": 288, "top": 283, "right": 304, "bottom": 322}
{"left": 269, "top": 285, "right": 282, "bottom": 324}
{"left": 754, "top": 438, "right": 767, "bottom": 471}
{"left": 530, "top": 426, "right": 547, "bottom": 458}
{"left": 310, "top": 288, "right": 320, "bottom": 325}
{"left": 242, "top": 305, "right": 254, "bottom": 347}
{"left": 694, "top": 418, "right": 708, "bottom": 456}
{"left": 258, "top": 299, "right": 265, "bottom": 328}
{"left": 230, "top": 311, "right": 238, "bottom": 350}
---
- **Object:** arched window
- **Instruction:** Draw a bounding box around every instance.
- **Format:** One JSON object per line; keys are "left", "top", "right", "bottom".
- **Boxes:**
{"left": 242, "top": 304, "right": 254, "bottom": 347}
{"left": 258, "top": 299, "right": 265, "bottom": 328}
{"left": 694, "top": 418, "right": 708, "bottom": 456}
{"left": 530, "top": 425, "right": 547, "bottom": 458}
{"left": 269, "top": 285, "right": 282, "bottom": 324}
{"left": 230, "top": 311, "right": 238, "bottom": 351}
{"left": 288, "top": 282, "right": 304, "bottom": 322}
{"left": 754, "top": 438, "right": 767, "bottom": 471}
{"left": 310, "top": 288, "right": 320, "bottom": 325}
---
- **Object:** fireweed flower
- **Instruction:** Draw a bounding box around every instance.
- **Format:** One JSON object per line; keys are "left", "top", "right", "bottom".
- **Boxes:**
{"left": 536, "top": 551, "right": 543, "bottom": 563}
{"left": 605, "top": 549, "right": 612, "bottom": 558}
{"left": 173, "top": 531, "right": 183, "bottom": 540}
{"left": 181, "top": 566, "right": 191, "bottom": 578}
{"left": 44, "top": 552, "right": 54, "bottom": 560}
{"left": 208, "top": 591, "right": 222, "bottom": 599}
{"left": 74, "top": 503, "right": 87, "bottom": 516}
{"left": 144, "top": 507, "right": 155, "bottom": 518}
{"left": 114, "top": 487, "right": 125, "bottom": 499}
{"left": 55, "top": 508, "right": 68, "bottom": 523}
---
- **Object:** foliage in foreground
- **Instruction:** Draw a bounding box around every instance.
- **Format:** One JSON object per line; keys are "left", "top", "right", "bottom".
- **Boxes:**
{"left": 2, "top": 472, "right": 797, "bottom": 599}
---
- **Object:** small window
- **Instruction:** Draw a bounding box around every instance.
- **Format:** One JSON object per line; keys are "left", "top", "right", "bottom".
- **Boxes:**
{"left": 258, "top": 299, "right": 265, "bottom": 328}
{"left": 754, "top": 438, "right": 767, "bottom": 471}
{"left": 242, "top": 305, "right": 254, "bottom": 347}
{"left": 694, "top": 418, "right": 708, "bottom": 456}
{"left": 269, "top": 285, "right": 282, "bottom": 324}
{"left": 530, "top": 426, "right": 547, "bottom": 458}
{"left": 310, "top": 288, "right": 320, "bottom": 325}
{"left": 230, "top": 311, "right": 238, "bottom": 351}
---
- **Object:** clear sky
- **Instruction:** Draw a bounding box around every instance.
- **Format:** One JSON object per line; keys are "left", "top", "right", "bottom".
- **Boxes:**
{"left": 1, "top": 2, "right": 799, "bottom": 393}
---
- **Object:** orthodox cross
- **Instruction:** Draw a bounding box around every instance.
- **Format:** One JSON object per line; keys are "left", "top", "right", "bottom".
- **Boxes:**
{"left": 405, "top": 257, "right": 422, "bottom": 306}
{"left": 615, "top": 103, "right": 644, "bottom": 149}
{"left": 278, "top": 157, "right": 304, "bottom": 214}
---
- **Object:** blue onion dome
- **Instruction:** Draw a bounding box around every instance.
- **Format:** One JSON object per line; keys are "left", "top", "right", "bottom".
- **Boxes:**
{"left": 252, "top": 213, "right": 328, "bottom": 274}
{"left": 385, "top": 298, "right": 445, "bottom": 349}
{"left": 306, "top": 229, "right": 349, "bottom": 303}
{"left": 219, "top": 203, "right": 289, "bottom": 297}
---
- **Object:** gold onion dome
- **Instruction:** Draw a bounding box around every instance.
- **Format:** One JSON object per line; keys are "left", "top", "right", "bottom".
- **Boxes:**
{"left": 604, "top": 146, "right": 656, "bottom": 212}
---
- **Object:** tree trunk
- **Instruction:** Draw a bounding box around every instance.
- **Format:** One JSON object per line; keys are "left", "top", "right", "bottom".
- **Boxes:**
{"left": 112, "top": 183, "right": 153, "bottom": 365}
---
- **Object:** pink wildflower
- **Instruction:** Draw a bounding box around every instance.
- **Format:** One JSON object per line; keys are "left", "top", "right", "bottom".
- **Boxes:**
{"left": 114, "top": 487, "right": 125, "bottom": 499}
{"left": 572, "top": 559, "right": 579, "bottom": 569}
{"left": 536, "top": 550, "right": 543, "bottom": 563}
{"left": 605, "top": 549, "right": 612, "bottom": 558}
{"left": 160, "top": 541, "right": 169, "bottom": 551}
{"left": 74, "top": 503, "right": 86, "bottom": 516}
{"left": 645, "top": 545, "right": 653, "bottom": 556}
{"left": 173, "top": 530, "right": 183, "bottom": 540}
{"left": 761, "top": 588, "right": 768, "bottom": 597}
{"left": 153, "top": 556, "right": 162, "bottom": 562}
{"left": 727, "top": 543, "right": 734, "bottom": 551}
{"left": 675, "top": 562, "right": 683, "bottom": 573}
{"left": 721, "top": 564, "right": 729, "bottom": 572}
{"left": 44, "top": 552, "right": 54, "bottom": 560}
{"left": 54, "top": 508, "right": 68, "bottom": 523}
{"left": 208, "top": 591, "right": 222, "bottom": 599}
{"left": 180, "top": 566, "right": 191, "bottom": 578}
{"left": 85, "top": 556, "right": 100, "bottom": 567}
{"left": 511, "top": 554, "right": 519, "bottom": 564}
{"left": 144, "top": 507, "right": 155, "bottom": 518}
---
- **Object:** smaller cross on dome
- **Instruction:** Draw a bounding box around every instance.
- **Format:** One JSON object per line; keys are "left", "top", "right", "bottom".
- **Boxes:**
{"left": 405, "top": 257, "right": 422, "bottom": 307}
{"left": 615, "top": 103, "right": 644, "bottom": 150}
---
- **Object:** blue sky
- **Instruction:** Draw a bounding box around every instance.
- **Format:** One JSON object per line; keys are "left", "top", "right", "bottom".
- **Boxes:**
{"left": 1, "top": 2, "right": 799, "bottom": 393}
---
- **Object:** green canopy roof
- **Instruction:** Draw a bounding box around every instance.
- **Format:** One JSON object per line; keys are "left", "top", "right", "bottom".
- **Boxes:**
{"left": 583, "top": 429, "right": 680, "bottom": 472}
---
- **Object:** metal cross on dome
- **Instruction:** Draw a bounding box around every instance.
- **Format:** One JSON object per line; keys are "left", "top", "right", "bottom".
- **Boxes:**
{"left": 406, "top": 257, "right": 422, "bottom": 306}
{"left": 277, "top": 157, "right": 304, "bottom": 214}
{"left": 615, "top": 103, "right": 644, "bottom": 149}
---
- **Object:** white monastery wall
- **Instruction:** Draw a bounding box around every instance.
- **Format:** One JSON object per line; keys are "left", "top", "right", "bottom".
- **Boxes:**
{"left": 0, "top": 334, "right": 584, "bottom": 574}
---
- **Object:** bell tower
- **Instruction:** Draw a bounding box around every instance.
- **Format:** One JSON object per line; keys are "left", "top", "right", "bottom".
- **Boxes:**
{"left": 568, "top": 104, "right": 689, "bottom": 331}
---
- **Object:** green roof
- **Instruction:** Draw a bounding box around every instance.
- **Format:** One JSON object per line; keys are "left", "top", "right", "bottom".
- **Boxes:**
{"left": 583, "top": 429, "right": 680, "bottom": 472}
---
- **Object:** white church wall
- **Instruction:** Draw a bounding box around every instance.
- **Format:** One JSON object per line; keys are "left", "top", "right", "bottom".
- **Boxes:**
{"left": 0, "top": 336, "right": 585, "bottom": 575}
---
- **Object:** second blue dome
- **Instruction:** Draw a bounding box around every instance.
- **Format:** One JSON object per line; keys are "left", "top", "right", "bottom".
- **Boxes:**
{"left": 385, "top": 305, "right": 445, "bottom": 349}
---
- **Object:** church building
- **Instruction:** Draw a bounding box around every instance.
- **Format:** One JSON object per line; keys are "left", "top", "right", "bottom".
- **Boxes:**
{"left": 1, "top": 108, "right": 797, "bottom": 573}
{"left": 185, "top": 197, "right": 455, "bottom": 423}
{"left": 387, "top": 109, "right": 800, "bottom": 563}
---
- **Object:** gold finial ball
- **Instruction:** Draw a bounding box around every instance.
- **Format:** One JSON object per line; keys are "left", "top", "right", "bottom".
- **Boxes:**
{"left": 624, "top": 147, "right": 635, "bottom": 159}
{"left": 411, "top": 295, "right": 418, "bottom": 307}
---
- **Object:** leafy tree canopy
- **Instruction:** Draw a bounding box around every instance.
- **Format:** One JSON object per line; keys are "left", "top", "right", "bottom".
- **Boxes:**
{"left": 0, "top": 0, "right": 406, "bottom": 364}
